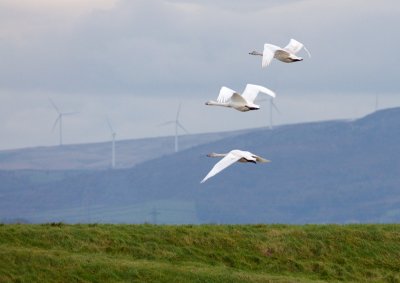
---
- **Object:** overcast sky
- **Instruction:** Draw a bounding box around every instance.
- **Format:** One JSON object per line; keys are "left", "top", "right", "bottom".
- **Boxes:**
{"left": 0, "top": 0, "right": 399, "bottom": 150}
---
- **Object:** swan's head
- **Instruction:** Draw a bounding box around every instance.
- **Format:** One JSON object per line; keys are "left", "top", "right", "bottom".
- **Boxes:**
{"left": 249, "top": 50, "right": 262, "bottom": 56}
{"left": 207, "top": 152, "right": 224, "bottom": 158}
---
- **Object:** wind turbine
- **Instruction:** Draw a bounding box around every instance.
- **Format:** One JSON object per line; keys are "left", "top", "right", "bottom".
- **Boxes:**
{"left": 106, "top": 117, "right": 116, "bottom": 169}
{"left": 258, "top": 97, "right": 280, "bottom": 129}
{"left": 49, "top": 99, "right": 78, "bottom": 146}
{"left": 159, "top": 103, "right": 189, "bottom": 152}
{"left": 268, "top": 97, "right": 280, "bottom": 129}
{"left": 375, "top": 93, "right": 379, "bottom": 112}
{"left": 149, "top": 207, "right": 160, "bottom": 224}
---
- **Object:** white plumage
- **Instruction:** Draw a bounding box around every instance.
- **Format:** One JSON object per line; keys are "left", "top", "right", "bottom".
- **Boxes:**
{"left": 201, "top": 149, "right": 270, "bottom": 183}
{"left": 205, "top": 84, "right": 276, "bottom": 112}
{"left": 249, "top": 38, "right": 311, "bottom": 68}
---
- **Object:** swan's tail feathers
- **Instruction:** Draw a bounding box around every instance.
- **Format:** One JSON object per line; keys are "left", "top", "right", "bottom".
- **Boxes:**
{"left": 257, "top": 157, "right": 271, "bottom": 163}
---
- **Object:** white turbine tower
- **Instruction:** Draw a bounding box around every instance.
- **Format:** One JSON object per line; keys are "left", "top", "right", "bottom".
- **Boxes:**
{"left": 375, "top": 93, "right": 379, "bottom": 112}
{"left": 159, "top": 103, "right": 189, "bottom": 152}
{"left": 49, "top": 99, "right": 78, "bottom": 146}
{"left": 106, "top": 117, "right": 116, "bottom": 169}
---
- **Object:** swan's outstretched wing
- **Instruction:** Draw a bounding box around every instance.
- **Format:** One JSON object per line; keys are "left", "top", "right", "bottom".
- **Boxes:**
{"left": 241, "top": 84, "right": 276, "bottom": 103}
{"left": 283, "top": 39, "right": 303, "bottom": 54}
{"left": 216, "top": 86, "right": 236, "bottom": 103}
{"left": 262, "top": 44, "right": 278, "bottom": 68}
{"left": 284, "top": 38, "right": 311, "bottom": 57}
{"left": 230, "top": 93, "right": 247, "bottom": 105}
{"left": 201, "top": 152, "right": 242, "bottom": 183}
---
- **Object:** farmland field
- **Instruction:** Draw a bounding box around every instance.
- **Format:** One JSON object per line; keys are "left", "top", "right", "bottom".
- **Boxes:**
{"left": 0, "top": 224, "right": 399, "bottom": 282}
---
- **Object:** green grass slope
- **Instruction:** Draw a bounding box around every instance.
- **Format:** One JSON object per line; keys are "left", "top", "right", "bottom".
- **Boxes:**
{"left": 0, "top": 224, "right": 399, "bottom": 282}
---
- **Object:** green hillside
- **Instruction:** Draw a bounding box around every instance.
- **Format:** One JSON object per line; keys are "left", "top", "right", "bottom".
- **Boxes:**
{"left": 0, "top": 224, "right": 399, "bottom": 282}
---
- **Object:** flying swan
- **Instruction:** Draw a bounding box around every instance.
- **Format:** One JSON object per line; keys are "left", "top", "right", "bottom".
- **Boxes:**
{"left": 201, "top": 149, "right": 270, "bottom": 183}
{"left": 249, "top": 38, "right": 311, "bottom": 68}
{"left": 205, "top": 84, "right": 276, "bottom": 112}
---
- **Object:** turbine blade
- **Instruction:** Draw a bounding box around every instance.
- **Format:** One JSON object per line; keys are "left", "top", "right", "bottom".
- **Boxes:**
{"left": 62, "top": 111, "right": 79, "bottom": 116}
{"left": 256, "top": 98, "right": 268, "bottom": 103}
{"left": 106, "top": 117, "right": 115, "bottom": 133}
{"left": 157, "top": 121, "right": 175, "bottom": 127}
{"left": 49, "top": 98, "right": 60, "bottom": 113}
{"left": 177, "top": 121, "right": 189, "bottom": 134}
{"left": 271, "top": 100, "right": 281, "bottom": 114}
{"left": 175, "top": 103, "right": 181, "bottom": 121}
{"left": 303, "top": 45, "right": 311, "bottom": 58}
{"left": 52, "top": 116, "right": 61, "bottom": 132}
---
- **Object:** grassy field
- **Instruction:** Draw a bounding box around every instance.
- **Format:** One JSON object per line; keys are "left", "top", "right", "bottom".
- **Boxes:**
{"left": 0, "top": 224, "right": 399, "bottom": 282}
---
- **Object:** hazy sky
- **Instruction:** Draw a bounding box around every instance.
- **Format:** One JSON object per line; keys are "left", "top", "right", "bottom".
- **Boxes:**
{"left": 0, "top": 0, "right": 399, "bottom": 149}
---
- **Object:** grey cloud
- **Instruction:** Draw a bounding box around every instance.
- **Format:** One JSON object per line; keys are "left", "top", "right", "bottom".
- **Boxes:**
{"left": 0, "top": 0, "right": 399, "bottom": 95}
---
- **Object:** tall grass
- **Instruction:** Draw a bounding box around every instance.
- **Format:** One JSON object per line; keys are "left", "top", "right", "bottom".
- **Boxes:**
{"left": 0, "top": 224, "right": 399, "bottom": 282}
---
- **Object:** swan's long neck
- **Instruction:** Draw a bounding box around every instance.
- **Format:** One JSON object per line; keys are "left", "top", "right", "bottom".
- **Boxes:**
{"left": 205, "top": 100, "right": 230, "bottom": 107}
{"left": 249, "top": 50, "right": 263, "bottom": 56}
{"left": 207, "top": 152, "right": 227, "bottom": 158}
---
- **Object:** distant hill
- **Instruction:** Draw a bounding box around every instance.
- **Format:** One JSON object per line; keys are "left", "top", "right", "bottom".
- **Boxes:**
{"left": 1, "top": 108, "right": 400, "bottom": 224}
{"left": 0, "top": 131, "right": 246, "bottom": 170}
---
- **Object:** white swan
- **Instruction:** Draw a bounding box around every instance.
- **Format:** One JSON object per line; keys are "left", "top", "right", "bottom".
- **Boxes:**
{"left": 249, "top": 38, "right": 311, "bottom": 68}
{"left": 205, "top": 84, "right": 276, "bottom": 112}
{"left": 201, "top": 149, "right": 270, "bottom": 183}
